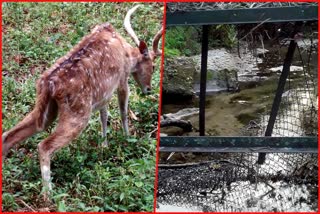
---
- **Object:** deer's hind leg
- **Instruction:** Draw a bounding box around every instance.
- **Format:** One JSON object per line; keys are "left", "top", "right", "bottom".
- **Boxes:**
{"left": 2, "top": 99, "right": 58, "bottom": 160}
{"left": 37, "top": 106, "right": 90, "bottom": 201}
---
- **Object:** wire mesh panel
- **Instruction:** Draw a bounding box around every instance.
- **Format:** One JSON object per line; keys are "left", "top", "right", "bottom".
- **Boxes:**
{"left": 242, "top": 33, "right": 318, "bottom": 137}
{"left": 157, "top": 153, "right": 317, "bottom": 212}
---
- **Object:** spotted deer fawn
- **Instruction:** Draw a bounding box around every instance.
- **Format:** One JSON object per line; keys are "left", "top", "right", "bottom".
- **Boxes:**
{"left": 2, "top": 5, "right": 163, "bottom": 201}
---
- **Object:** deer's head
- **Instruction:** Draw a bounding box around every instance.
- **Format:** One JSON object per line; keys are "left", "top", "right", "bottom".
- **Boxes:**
{"left": 124, "top": 5, "right": 163, "bottom": 95}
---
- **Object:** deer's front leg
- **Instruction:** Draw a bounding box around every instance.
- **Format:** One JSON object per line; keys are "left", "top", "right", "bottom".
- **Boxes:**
{"left": 117, "top": 81, "right": 129, "bottom": 136}
{"left": 100, "top": 107, "right": 109, "bottom": 147}
{"left": 38, "top": 145, "right": 52, "bottom": 202}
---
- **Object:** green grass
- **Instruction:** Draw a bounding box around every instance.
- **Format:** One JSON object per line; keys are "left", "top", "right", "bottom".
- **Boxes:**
{"left": 165, "top": 25, "right": 237, "bottom": 57}
{"left": 165, "top": 26, "right": 201, "bottom": 57}
{"left": 2, "top": 2, "right": 163, "bottom": 212}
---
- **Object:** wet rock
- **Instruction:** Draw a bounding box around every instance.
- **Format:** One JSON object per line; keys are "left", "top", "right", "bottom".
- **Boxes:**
{"left": 194, "top": 68, "right": 239, "bottom": 93}
{"left": 193, "top": 48, "right": 262, "bottom": 79}
{"left": 193, "top": 48, "right": 263, "bottom": 93}
{"left": 162, "top": 57, "right": 196, "bottom": 103}
{"left": 163, "top": 108, "right": 199, "bottom": 120}
{"left": 214, "top": 69, "right": 239, "bottom": 92}
{"left": 160, "top": 108, "right": 198, "bottom": 136}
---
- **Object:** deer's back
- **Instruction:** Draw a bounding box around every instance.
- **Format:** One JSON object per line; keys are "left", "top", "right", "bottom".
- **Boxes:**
{"left": 37, "top": 23, "right": 131, "bottom": 112}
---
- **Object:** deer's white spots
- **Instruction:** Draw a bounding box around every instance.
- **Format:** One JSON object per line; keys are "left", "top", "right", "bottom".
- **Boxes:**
{"left": 70, "top": 78, "right": 75, "bottom": 83}
{"left": 49, "top": 80, "right": 55, "bottom": 93}
{"left": 110, "top": 38, "right": 117, "bottom": 43}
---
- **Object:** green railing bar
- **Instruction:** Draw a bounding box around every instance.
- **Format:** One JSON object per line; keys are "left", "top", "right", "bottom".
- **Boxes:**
{"left": 160, "top": 136, "right": 318, "bottom": 153}
{"left": 166, "top": 6, "right": 318, "bottom": 26}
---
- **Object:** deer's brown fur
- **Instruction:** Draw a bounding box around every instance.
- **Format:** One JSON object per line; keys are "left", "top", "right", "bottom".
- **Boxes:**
{"left": 2, "top": 6, "right": 162, "bottom": 201}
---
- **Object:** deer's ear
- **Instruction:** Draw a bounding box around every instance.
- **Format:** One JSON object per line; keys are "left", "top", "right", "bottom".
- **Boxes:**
{"left": 139, "top": 41, "right": 149, "bottom": 57}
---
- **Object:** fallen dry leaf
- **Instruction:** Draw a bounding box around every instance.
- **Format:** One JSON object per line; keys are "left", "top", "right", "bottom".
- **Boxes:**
{"left": 129, "top": 109, "right": 138, "bottom": 121}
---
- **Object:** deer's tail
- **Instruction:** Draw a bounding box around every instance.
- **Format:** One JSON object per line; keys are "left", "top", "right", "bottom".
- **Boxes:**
{"left": 34, "top": 77, "right": 57, "bottom": 130}
{"left": 2, "top": 77, "right": 57, "bottom": 158}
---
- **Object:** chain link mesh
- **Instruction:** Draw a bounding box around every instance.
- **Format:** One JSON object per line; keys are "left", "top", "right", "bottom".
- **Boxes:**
{"left": 157, "top": 153, "right": 317, "bottom": 211}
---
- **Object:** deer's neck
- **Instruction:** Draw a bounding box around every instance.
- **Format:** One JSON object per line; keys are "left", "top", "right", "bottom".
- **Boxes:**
{"left": 128, "top": 47, "right": 142, "bottom": 71}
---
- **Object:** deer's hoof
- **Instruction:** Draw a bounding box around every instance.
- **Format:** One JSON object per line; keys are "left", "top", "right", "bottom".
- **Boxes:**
{"left": 43, "top": 193, "right": 51, "bottom": 204}
{"left": 41, "top": 188, "right": 53, "bottom": 204}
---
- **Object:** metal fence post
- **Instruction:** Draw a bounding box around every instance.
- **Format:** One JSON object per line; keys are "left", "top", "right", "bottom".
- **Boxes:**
{"left": 258, "top": 21, "right": 303, "bottom": 164}
{"left": 199, "top": 25, "right": 209, "bottom": 136}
